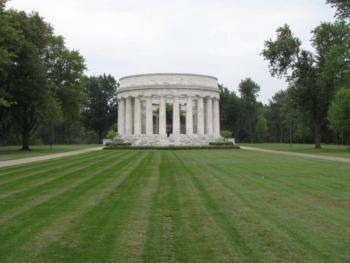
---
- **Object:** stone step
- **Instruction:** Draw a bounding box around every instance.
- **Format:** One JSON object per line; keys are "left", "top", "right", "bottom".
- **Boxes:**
{"left": 119, "top": 135, "right": 223, "bottom": 146}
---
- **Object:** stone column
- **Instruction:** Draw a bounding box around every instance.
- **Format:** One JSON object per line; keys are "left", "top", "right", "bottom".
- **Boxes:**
{"left": 117, "top": 99, "right": 122, "bottom": 136}
{"left": 206, "top": 97, "right": 213, "bottom": 135}
{"left": 213, "top": 98, "right": 220, "bottom": 136}
{"left": 146, "top": 97, "right": 153, "bottom": 135}
{"left": 186, "top": 96, "right": 193, "bottom": 135}
{"left": 159, "top": 96, "right": 166, "bottom": 136}
{"left": 125, "top": 97, "right": 133, "bottom": 135}
{"left": 134, "top": 96, "right": 141, "bottom": 135}
{"left": 118, "top": 98, "right": 126, "bottom": 136}
{"left": 172, "top": 96, "right": 180, "bottom": 135}
{"left": 197, "top": 97, "right": 204, "bottom": 135}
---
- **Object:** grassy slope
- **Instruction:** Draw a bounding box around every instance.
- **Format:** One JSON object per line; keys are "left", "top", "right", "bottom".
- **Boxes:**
{"left": 0, "top": 144, "right": 100, "bottom": 161}
{"left": 0, "top": 150, "right": 349, "bottom": 262}
{"left": 242, "top": 143, "right": 350, "bottom": 158}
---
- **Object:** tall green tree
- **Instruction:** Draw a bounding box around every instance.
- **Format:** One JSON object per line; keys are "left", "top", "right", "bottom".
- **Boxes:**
{"left": 265, "top": 90, "right": 286, "bottom": 142}
{"left": 281, "top": 89, "right": 299, "bottom": 145}
{"left": 219, "top": 84, "right": 241, "bottom": 138}
{"left": 328, "top": 88, "right": 350, "bottom": 151}
{"left": 262, "top": 19, "right": 350, "bottom": 148}
{"left": 255, "top": 114, "right": 268, "bottom": 142}
{"left": 238, "top": 78, "right": 260, "bottom": 142}
{"left": 83, "top": 75, "right": 118, "bottom": 142}
{"left": 44, "top": 35, "right": 86, "bottom": 143}
{"left": 41, "top": 95, "right": 63, "bottom": 148}
{"left": 263, "top": 1, "right": 350, "bottom": 148}
{"left": 0, "top": 1, "right": 86, "bottom": 148}
{"left": 327, "top": 0, "right": 350, "bottom": 20}
{"left": 4, "top": 10, "right": 54, "bottom": 150}
{"left": 0, "top": 1, "right": 21, "bottom": 142}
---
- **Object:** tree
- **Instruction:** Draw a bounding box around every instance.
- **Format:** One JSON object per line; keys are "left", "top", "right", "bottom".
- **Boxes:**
{"left": 328, "top": 88, "right": 350, "bottom": 151}
{"left": 44, "top": 35, "right": 86, "bottom": 143}
{"left": 312, "top": 21, "right": 350, "bottom": 92}
{"left": 327, "top": 0, "right": 350, "bottom": 20}
{"left": 220, "top": 130, "right": 232, "bottom": 138}
{"left": 281, "top": 90, "right": 299, "bottom": 146}
{"left": 295, "top": 122, "right": 311, "bottom": 144}
{"left": 219, "top": 85, "right": 241, "bottom": 139}
{"left": 4, "top": 10, "right": 54, "bottom": 150}
{"left": 0, "top": 2, "right": 86, "bottom": 149}
{"left": 238, "top": 78, "right": 260, "bottom": 142}
{"left": 262, "top": 20, "right": 350, "bottom": 148}
{"left": 83, "top": 75, "right": 118, "bottom": 142}
{"left": 41, "top": 94, "right": 63, "bottom": 149}
{"left": 0, "top": 1, "right": 22, "bottom": 143}
{"left": 265, "top": 90, "right": 286, "bottom": 142}
{"left": 106, "top": 129, "right": 117, "bottom": 139}
{"left": 238, "top": 78, "right": 260, "bottom": 101}
{"left": 255, "top": 114, "right": 268, "bottom": 142}
{"left": 262, "top": 25, "right": 319, "bottom": 147}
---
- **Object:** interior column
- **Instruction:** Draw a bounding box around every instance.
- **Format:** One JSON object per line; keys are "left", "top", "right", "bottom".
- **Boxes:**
{"left": 118, "top": 98, "right": 126, "bottom": 136}
{"left": 159, "top": 96, "right": 166, "bottom": 136}
{"left": 134, "top": 96, "right": 141, "bottom": 135}
{"left": 117, "top": 98, "right": 122, "bottom": 136}
{"left": 213, "top": 98, "right": 220, "bottom": 136}
{"left": 206, "top": 97, "right": 213, "bottom": 135}
{"left": 197, "top": 97, "right": 204, "bottom": 135}
{"left": 186, "top": 96, "right": 193, "bottom": 135}
{"left": 172, "top": 96, "right": 180, "bottom": 135}
{"left": 146, "top": 97, "right": 153, "bottom": 135}
{"left": 125, "top": 97, "right": 133, "bottom": 135}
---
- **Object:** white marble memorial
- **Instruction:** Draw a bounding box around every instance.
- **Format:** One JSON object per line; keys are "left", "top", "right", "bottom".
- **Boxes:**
{"left": 117, "top": 73, "right": 221, "bottom": 146}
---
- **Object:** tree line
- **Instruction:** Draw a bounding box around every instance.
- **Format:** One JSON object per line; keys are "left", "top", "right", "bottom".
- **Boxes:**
{"left": 0, "top": 0, "right": 117, "bottom": 149}
{"left": 1, "top": 0, "right": 349, "bottom": 150}
{"left": 220, "top": 0, "right": 350, "bottom": 149}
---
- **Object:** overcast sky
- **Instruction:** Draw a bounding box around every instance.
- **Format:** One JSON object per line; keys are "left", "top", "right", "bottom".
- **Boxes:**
{"left": 8, "top": 0, "right": 335, "bottom": 103}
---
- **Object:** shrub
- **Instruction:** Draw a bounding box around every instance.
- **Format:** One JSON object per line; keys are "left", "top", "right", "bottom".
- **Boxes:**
{"left": 106, "top": 130, "right": 117, "bottom": 139}
{"left": 103, "top": 145, "right": 240, "bottom": 150}
{"left": 105, "top": 142, "right": 131, "bottom": 147}
{"left": 209, "top": 141, "right": 234, "bottom": 146}
{"left": 220, "top": 130, "right": 232, "bottom": 138}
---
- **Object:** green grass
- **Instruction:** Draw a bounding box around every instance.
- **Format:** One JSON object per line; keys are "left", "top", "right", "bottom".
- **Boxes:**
{"left": 0, "top": 149, "right": 349, "bottom": 262}
{"left": 0, "top": 144, "right": 100, "bottom": 161}
{"left": 242, "top": 143, "right": 350, "bottom": 158}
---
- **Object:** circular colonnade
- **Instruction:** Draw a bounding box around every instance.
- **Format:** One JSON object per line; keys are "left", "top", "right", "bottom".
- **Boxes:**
{"left": 117, "top": 73, "right": 221, "bottom": 146}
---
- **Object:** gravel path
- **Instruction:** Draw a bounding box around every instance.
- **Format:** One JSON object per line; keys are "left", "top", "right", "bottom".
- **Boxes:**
{"left": 241, "top": 146, "right": 350, "bottom": 163}
{"left": 0, "top": 147, "right": 103, "bottom": 168}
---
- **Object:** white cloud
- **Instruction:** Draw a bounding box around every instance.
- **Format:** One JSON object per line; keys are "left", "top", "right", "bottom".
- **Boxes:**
{"left": 7, "top": 0, "right": 335, "bottom": 103}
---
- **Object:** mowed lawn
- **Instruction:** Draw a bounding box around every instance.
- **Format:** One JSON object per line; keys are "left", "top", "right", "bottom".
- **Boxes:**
{"left": 242, "top": 143, "right": 350, "bottom": 158}
{"left": 0, "top": 144, "right": 100, "bottom": 161}
{"left": 0, "top": 150, "right": 349, "bottom": 262}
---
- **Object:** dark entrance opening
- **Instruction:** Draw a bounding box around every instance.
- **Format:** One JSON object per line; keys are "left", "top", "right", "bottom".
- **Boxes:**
{"left": 166, "top": 103, "right": 172, "bottom": 137}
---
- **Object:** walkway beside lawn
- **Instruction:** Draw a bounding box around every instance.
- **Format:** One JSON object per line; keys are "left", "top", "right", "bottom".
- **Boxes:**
{"left": 0, "top": 147, "right": 103, "bottom": 168}
{"left": 242, "top": 146, "right": 350, "bottom": 163}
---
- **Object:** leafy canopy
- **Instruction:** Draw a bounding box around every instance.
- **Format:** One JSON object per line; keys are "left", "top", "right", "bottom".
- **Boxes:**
{"left": 327, "top": 0, "right": 350, "bottom": 20}
{"left": 328, "top": 89, "right": 350, "bottom": 138}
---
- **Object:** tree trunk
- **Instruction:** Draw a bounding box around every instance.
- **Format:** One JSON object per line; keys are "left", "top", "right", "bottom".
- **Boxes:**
{"left": 314, "top": 123, "right": 321, "bottom": 149}
{"left": 50, "top": 123, "right": 54, "bottom": 150}
{"left": 21, "top": 128, "right": 30, "bottom": 151}
{"left": 98, "top": 130, "right": 104, "bottom": 144}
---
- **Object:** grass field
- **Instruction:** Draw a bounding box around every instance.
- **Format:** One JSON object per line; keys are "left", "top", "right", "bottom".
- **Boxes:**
{"left": 242, "top": 143, "right": 350, "bottom": 158}
{"left": 0, "top": 149, "right": 349, "bottom": 262}
{"left": 0, "top": 144, "right": 100, "bottom": 161}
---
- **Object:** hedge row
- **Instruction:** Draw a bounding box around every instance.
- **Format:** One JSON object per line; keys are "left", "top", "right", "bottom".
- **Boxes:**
{"left": 209, "top": 141, "right": 234, "bottom": 146}
{"left": 103, "top": 145, "right": 240, "bottom": 150}
{"left": 105, "top": 142, "right": 132, "bottom": 147}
